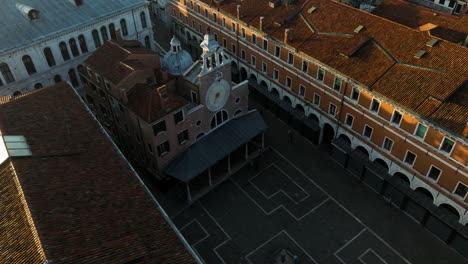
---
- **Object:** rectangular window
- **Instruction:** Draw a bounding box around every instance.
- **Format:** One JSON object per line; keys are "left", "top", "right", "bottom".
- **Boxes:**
{"left": 174, "top": 110, "right": 184, "bottom": 124}
{"left": 313, "top": 94, "right": 320, "bottom": 105}
{"left": 262, "top": 62, "right": 267, "bottom": 73}
{"left": 231, "top": 22, "right": 236, "bottom": 32}
{"left": 214, "top": 34, "right": 218, "bottom": 41}
{"left": 223, "top": 38, "right": 227, "bottom": 47}
{"left": 454, "top": 183, "right": 468, "bottom": 199}
{"left": 251, "top": 56, "right": 256, "bottom": 66}
{"left": 177, "top": 129, "right": 189, "bottom": 144}
{"left": 404, "top": 151, "right": 416, "bottom": 166}
{"left": 287, "top": 52, "right": 294, "bottom": 64}
{"left": 157, "top": 141, "right": 170, "bottom": 156}
{"left": 252, "top": 34, "right": 257, "bottom": 44}
{"left": 213, "top": 13, "right": 217, "bottom": 23}
{"left": 351, "top": 87, "right": 360, "bottom": 101}
{"left": 302, "top": 61, "right": 308, "bottom": 73}
{"left": 204, "top": 9, "right": 208, "bottom": 18}
{"left": 286, "top": 77, "right": 292, "bottom": 88}
{"left": 333, "top": 78, "right": 342, "bottom": 92}
{"left": 317, "top": 68, "right": 324, "bottom": 81}
{"left": 241, "top": 50, "right": 246, "bottom": 60}
{"left": 222, "top": 17, "right": 226, "bottom": 27}
{"left": 345, "top": 114, "right": 354, "bottom": 127}
{"left": 197, "top": 4, "right": 200, "bottom": 13}
{"left": 299, "top": 85, "right": 305, "bottom": 97}
{"left": 191, "top": 20, "right": 195, "bottom": 28}
{"left": 370, "top": 98, "right": 380, "bottom": 113}
{"left": 231, "top": 44, "right": 236, "bottom": 54}
{"left": 274, "top": 69, "right": 279, "bottom": 80}
{"left": 152, "top": 120, "right": 166, "bottom": 135}
{"left": 263, "top": 39, "right": 268, "bottom": 50}
{"left": 191, "top": 91, "right": 197, "bottom": 103}
{"left": 363, "top": 125, "right": 373, "bottom": 138}
{"left": 198, "top": 25, "right": 202, "bottom": 33}
{"left": 391, "top": 110, "right": 403, "bottom": 125}
{"left": 329, "top": 104, "right": 336, "bottom": 115}
{"left": 275, "top": 46, "right": 280, "bottom": 57}
{"left": 383, "top": 137, "right": 393, "bottom": 151}
{"left": 241, "top": 28, "right": 246, "bottom": 38}
{"left": 440, "top": 137, "right": 455, "bottom": 154}
{"left": 414, "top": 123, "right": 428, "bottom": 139}
{"left": 427, "top": 166, "right": 441, "bottom": 181}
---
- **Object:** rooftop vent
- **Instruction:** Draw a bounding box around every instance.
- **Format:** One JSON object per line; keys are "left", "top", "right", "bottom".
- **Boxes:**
{"left": 426, "top": 38, "right": 438, "bottom": 47}
{"left": 354, "top": 25, "right": 365, "bottom": 33}
{"left": 414, "top": 50, "right": 427, "bottom": 59}
{"left": 0, "top": 135, "right": 32, "bottom": 163}
{"left": 16, "top": 4, "right": 40, "bottom": 20}
{"left": 307, "top": 7, "right": 317, "bottom": 13}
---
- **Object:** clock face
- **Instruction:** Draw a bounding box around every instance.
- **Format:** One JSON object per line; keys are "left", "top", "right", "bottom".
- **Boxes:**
{"left": 205, "top": 79, "right": 230, "bottom": 112}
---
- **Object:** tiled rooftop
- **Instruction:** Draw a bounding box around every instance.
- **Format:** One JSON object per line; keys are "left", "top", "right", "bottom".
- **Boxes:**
{"left": 0, "top": 82, "right": 196, "bottom": 264}
{"left": 206, "top": 0, "right": 468, "bottom": 137}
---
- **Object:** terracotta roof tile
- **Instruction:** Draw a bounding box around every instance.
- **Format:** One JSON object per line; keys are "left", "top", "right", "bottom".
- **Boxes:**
{"left": 0, "top": 82, "right": 196, "bottom": 264}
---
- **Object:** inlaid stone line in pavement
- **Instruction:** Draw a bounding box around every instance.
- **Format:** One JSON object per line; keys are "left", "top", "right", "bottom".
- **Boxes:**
{"left": 359, "top": 249, "right": 388, "bottom": 264}
{"left": 230, "top": 177, "right": 331, "bottom": 221}
{"left": 180, "top": 219, "right": 210, "bottom": 247}
{"left": 199, "top": 201, "right": 232, "bottom": 264}
{"left": 249, "top": 163, "right": 310, "bottom": 204}
{"left": 245, "top": 230, "right": 319, "bottom": 264}
{"left": 334, "top": 228, "right": 367, "bottom": 264}
{"left": 271, "top": 147, "right": 413, "bottom": 264}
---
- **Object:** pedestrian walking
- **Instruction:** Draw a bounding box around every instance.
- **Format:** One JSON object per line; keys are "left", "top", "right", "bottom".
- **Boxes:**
{"left": 287, "top": 129, "right": 293, "bottom": 144}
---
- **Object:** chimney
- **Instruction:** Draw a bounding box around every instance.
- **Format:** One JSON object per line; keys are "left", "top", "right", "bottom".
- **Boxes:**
{"left": 157, "top": 85, "right": 172, "bottom": 113}
{"left": 284, "top": 28, "right": 290, "bottom": 43}
{"left": 259, "top": 16, "right": 264, "bottom": 31}
{"left": 237, "top": 5, "right": 241, "bottom": 19}
{"left": 115, "top": 28, "right": 122, "bottom": 41}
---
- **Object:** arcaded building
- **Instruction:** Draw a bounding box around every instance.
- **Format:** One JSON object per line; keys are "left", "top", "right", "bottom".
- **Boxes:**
{"left": 82, "top": 35, "right": 266, "bottom": 202}
{"left": 165, "top": 0, "right": 467, "bottom": 226}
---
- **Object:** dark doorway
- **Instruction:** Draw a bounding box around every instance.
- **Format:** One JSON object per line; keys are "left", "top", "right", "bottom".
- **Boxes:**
{"left": 322, "top": 123, "right": 335, "bottom": 144}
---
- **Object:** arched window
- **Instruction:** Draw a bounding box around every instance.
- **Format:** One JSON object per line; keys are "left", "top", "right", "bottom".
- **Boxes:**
{"left": 13, "top": 91, "right": 22, "bottom": 96}
{"left": 0, "top": 63, "right": 15, "bottom": 83}
{"left": 78, "top": 35, "right": 88, "bottom": 53}
{"left": 59, "top": 42, "right": 70, "bottom": 61}
{"left": 22, "top": 55, "right": 37, "bottom": 75}
{"left": 120, "top": 19, "right": 128, "bottom": 36}
{"left": 54, "top": 74, "right": 62, "bottom": 83}
{"left": 100, "top": 26, "right": 108, "bottom": 42}
{"left": 68, "top": 69, "right": 79, "bottom": 87}
{"left": 43, "top": 47, "right": 56, "bottom": 67}
{"left": 210, "top": 110, "right": 228, "bottom": 129}
{"left": 144, "top": 36, "right": 151, "bottom": 49}
{"left": 140, "top": 11, "right": 147, "bottom": 28}
{"left": 92, "top": 30, "right": 101, "bottom": 48}
{"left": 34, "top": 83, "right": 43, "bottom": 89}
{"left": 69, "top": 38, "right": 80, "bottom": 57}
{"left": 109, "top": 23, "right": 116, "bottom": 39}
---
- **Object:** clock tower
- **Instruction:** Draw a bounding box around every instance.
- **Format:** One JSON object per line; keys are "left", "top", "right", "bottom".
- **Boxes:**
{"left": 197, "top": 33, "right": 232, "bottom": 111}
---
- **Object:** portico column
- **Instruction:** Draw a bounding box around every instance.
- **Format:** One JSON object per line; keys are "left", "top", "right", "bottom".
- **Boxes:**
{"left": 186, "top": 182, "right": 191, "bottom": 203}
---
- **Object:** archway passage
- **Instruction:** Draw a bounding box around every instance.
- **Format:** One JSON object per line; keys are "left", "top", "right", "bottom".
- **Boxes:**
{"left": 271, "top": 88, "right": 280, "bottom": 97}
{"left": 355, "top": 146, "right": 369, "bottom": 158}
{"left": 393, "top": 172, "right": 410, "bottom": 185}
{"left": 259, "top": 80, "right": 268, "bottom": 89}
{"left": 239, "top": 67, "right": 247, "bottom": 82}
{"left": 248, "top": 74, "right": 257, "bottom": 86}
{"left": 373, "top": 158, "right": 389, "bottom": 172}
{"left": 283, "top": 95, "right": 292, "bottom": 106}
{"left": 322, "top": 123, "right": 335, "bottom": 144}
{"left": 415, "top": 187, "right": 434, "bottom": 202}
{"left": 438, "top": 203, "right": 460, "bottom": 221}
{"left": 295, "top": 104, "right": 305, "bottom": 113}
{"left": 309, "top": 113, "right": 319, "bottom": 125}
{"left": 338, "top": 134, "right": 351, "bottom": 146}
{"left": 231, "top": 61, "right": 239, "bottom": 83}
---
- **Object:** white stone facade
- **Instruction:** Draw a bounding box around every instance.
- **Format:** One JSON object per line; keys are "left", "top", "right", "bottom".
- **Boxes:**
{"left": 0, "top": 5, "right": 154, "bottom": 97}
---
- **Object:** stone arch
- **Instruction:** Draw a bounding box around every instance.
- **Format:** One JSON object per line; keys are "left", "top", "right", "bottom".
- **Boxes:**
{"left": 393, "top": 172, "right": 411, "bottom": 185}
{"left": 259, "top": 80, "right": 268, "bottom": 89}
{"left": 283, "top": 95, "right": 293, "bottom": 106}
{"left": 12, "top": 91, "right": 22, "bottom": 96}
{"left": 438, "top": 203, "right": 461, "bottom": 221}
{"left": 412, "top": 179, "right": 438, "bottom": 200}
{"left": 373, "top": 158, "right": 389, "bottom": 172}
{"left": 270, "top": 87, "right": 280, "bottom": 97}
{"left": 248, "top": 74, "right": 257, "bottom": 86}
{"left": 322, "top": 123, "right": 335, "bottom": 144}
{"left": 239, "top": 67, "right": 247, "bottom": 82}
{"left": 308, "top": 113, "right": 320, "bottom": 124}
{"left": 295, "top": 104, "right": 305, "bottom": 113}
{"left": 414, "top": 187, "right": 434, "bottom": 202}
{"left": 355, "top": 145, "right": 370, "bottom": 158}
{"left": 338, "top": 134, "right": 351, "bottom": 146}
